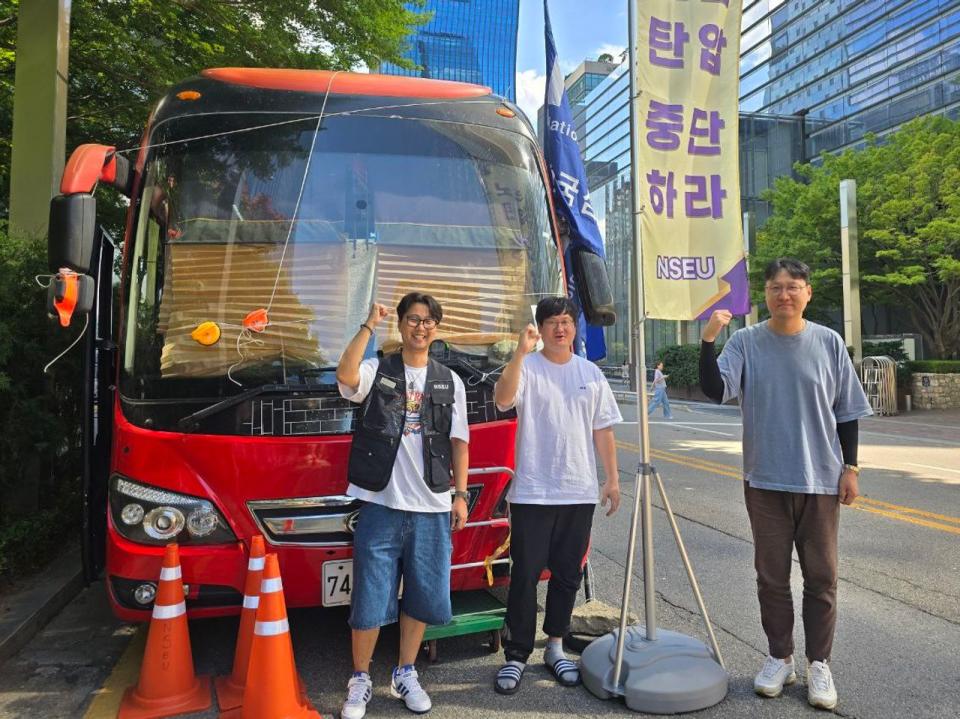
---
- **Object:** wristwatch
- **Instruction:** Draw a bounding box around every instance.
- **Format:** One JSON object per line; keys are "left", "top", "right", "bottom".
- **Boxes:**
{"left": 842, "top": 464, "right": 861, "bottom": 475}
{"left": 453, "top": 490, "right": 470, "bottom": 502}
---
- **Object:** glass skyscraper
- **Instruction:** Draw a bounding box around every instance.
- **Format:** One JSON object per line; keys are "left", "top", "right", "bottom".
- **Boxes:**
{"left": 379, "top": 0, "right": 520, "bottom": 102}
{"left": 570, "top": 1, "right": 960, "bottom": 363}
{"left": 741, "top": 0, "right": 960, "bottom": 156}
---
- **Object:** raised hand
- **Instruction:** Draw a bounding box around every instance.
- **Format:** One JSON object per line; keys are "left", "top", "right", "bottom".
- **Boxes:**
{"left": 366, "top": 303, "right": 390, "bottom": 328}
{"left": 516, "top": 323, "right": 541, "bottom": 355}
{"left": 702, "top": 309, "right": 733, "bottom": 342}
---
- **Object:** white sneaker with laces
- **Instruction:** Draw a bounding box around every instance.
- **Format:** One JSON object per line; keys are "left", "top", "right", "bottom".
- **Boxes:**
{"left": 341, "top": 673, "right": 373, "bottom": 719}
{"left": 753, "top": 655, "right": 797, "bottom": 697}
{"left": 807, "top": 660, "right": 838, "bottom": 710}
{"left": 391, "top": 664, "right": 432, "bottom": 714}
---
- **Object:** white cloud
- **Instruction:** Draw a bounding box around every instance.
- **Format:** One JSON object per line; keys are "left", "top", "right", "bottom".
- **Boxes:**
{"left": 515, "top": 68, "right": 547, "bottom": 129}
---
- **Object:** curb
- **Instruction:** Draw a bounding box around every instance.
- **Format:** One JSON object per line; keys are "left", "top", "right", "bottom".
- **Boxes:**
{"left": 613, "top": 391, "right": 742, "bottom": 413}
{"left": 0, "top": 546, "right": 84, "bottom": 665}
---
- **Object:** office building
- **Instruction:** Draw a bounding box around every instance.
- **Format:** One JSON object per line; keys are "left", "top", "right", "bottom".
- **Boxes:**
{"left": 570, "top": 1, "right": 960, "bottom": 363}
{"left": 537, "top": 58, "right": 618, "bottom": 145}
{"left": 379, "top": 0, "right": 520, "bottom": 101}
{"left": 741, "top": 0, "right": 960, "bottom": 156}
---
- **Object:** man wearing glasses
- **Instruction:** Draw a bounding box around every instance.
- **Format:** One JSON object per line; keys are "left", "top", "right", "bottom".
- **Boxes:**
{"left": 336, "top": 292, "right": 470, "bottom": 718}
{"left": 699, "top": 258, "right": 872, "bottom": 711}
{"left": 492, "top": 296, "right": 622, "bottom": 695}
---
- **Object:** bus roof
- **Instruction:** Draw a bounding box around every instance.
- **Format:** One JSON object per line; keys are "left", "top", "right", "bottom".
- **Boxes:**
{"left": 149, "top": 69, "right": 534, "bottom": 143}
{"left": 202, "top": 68, "right": 492, "bottom": 99}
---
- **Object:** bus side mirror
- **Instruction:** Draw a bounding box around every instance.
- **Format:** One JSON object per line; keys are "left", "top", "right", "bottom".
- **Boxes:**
{"left": 49, "top": 193, "right": 97, "bottom": 274}
{"left": 572, "top": 247, "right": 616, "bottom": 326}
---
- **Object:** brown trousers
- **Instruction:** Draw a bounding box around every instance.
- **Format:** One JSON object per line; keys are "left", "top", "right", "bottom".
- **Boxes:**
{"left": 743, "top": 482, "right": 840, "bottom": 662}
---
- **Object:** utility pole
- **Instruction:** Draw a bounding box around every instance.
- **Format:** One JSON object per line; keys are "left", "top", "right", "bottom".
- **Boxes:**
{"left": 8, "top": 0, "right": 72, "bottom": 240}
{"left": 742, "top": 210, "right": 759, "bottom": 327}
{"left": 840, "top": 179, "right": 863, "bottom": 364}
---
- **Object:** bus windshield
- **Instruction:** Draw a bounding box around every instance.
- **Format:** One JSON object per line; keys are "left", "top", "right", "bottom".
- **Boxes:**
{"left": 120, "top": 112, "right": 563, "bottom": 401}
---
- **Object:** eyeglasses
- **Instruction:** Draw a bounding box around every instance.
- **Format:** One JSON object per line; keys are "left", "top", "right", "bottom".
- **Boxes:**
{"left": 542, "top": 319, "right": 575, "bottom": 329}
{"left": 404, "top": 315, "right": 438, "bottom": 329}
{"left": 765, "top": 283, "right": 808, "bottom": 296}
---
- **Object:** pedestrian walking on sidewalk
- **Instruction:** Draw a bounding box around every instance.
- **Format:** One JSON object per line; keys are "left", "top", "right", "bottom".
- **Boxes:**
{"left": 699, "top": 258, "right": 872, "bottom": 711}
{"left": 491, "top": 296, "right": 622, "bottom": 695}
{"left": 647, "top": 360, "right": 673, "bottom": 419}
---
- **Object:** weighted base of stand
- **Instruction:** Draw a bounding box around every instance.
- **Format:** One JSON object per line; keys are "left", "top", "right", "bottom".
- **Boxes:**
{"left": 580, "top": 626, "right": 728, "bottom": 714}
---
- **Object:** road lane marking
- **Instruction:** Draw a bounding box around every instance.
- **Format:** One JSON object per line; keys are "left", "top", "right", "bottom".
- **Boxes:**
{"left": 904, "top": 462, "right": 960, "bottom": 476}
{"left": 850, "top": 504, "right": 960, "bottom": 536}
{"left": 667, "top": 423, "right": 735, "bottom": 436}
{"left": 856, "top": 496, "right": 960, "bottom": 526}
{"left": 859, "top": 430, "right": 959, "bottom": 447}
{"left": 649, "top": 422, "right": 742, "bottom": 425}
{"left": 616, "top": 440, "right": 741, "bottom": 479}
{"left": 82, "top": 626, "right": 145, "bottom": 719}
{"left": 866, "top": 417, "right": 960, "bottom": 431}
{"left": 615, "top": 440, "right": 960, "bottom": 536}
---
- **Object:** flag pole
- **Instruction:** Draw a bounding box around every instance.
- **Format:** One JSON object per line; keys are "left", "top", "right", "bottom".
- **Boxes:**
{"left": 611, "top": 0, "right": 656, "bottom": 691}
{"left": 581, "top": 3, "right": 728, "bottom": 709}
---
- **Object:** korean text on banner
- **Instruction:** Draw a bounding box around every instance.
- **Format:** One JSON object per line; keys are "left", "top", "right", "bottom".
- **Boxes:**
{"left": 638, "top": 0, "right": 750, "bottom": 320}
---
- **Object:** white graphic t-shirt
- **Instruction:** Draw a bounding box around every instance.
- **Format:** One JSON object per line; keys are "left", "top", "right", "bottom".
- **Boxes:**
{"left": 339, "top": 358, "right": 469, "bottom": 512}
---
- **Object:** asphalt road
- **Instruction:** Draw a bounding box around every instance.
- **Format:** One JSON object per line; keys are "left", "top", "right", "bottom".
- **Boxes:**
{"left": 0, "top": 400, "right": 958, "bottom": 719}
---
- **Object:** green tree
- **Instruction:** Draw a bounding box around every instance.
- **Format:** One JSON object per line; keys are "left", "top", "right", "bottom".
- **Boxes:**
{"left": 0, "top": 0, "right": 427, "bottom": 221}
{"left": 756, "top": 116, "right": 960, "bottom": 358}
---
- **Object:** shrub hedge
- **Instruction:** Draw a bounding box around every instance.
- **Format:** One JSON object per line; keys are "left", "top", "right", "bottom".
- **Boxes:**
{"left": 654, "top": 342, "right": 720, "bottom": 389}
{"left": 0, "top": 225, "right": 83, "bottom": 582}
{"left": 907, "top": 360, "right": 960, "bottom": 374}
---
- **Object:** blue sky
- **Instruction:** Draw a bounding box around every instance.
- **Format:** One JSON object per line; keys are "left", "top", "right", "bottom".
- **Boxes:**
{"left": 514, "top": 0, "right": 628, "bottom": 120}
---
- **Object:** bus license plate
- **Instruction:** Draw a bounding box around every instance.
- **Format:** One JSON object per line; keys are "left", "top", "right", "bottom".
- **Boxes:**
{"left": 322, "top": 560, "right": 353, "bottom": 607}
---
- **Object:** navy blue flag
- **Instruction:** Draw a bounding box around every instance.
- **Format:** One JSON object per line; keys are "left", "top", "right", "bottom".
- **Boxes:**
{"left": 542, "top": 0, "right": 607, "bottom": 361}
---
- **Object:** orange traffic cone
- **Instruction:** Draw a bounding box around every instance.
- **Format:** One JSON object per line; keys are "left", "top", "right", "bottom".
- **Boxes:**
{"left": 220, "top": 554, "right": 321, "bottom": 719}
{"left": 119, "top": 543, "right": 213, "bottom": 719}
{"left": 215, "top": 535, "right": 266, "bottom": 710}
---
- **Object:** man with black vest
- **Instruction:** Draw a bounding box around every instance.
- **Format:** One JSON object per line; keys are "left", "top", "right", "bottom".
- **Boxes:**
{"left": 336, "top": 292, "right": 469, "bottom": 719}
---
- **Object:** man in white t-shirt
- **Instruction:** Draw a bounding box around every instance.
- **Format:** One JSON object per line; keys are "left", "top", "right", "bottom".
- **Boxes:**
{"left": 336, "top": 293, "right": 470, "bottom": 718}
{"left": 491, "top": 296, "right": 623, "bottom": 695}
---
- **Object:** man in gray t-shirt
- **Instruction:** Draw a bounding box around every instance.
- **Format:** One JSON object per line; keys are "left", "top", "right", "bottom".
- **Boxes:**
{"left": 700, "top": 258, "right": 872, "bottom": 712}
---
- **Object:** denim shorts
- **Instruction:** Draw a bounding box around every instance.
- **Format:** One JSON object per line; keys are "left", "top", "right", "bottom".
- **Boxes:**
{"left": 349, "top": 502, "right": 452, "bottom": 630}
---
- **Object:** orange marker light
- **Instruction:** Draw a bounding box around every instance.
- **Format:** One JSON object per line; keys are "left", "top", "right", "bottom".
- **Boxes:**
{"left": 190, "top": 321, "right": 221, "bottom": 346}
{"left": 177, "top": 90, "right": 202, "bottom": 101}
{"left": 53, "top": 270, "right": 79, "bottom": 328}
{"left": 496, "top": 106, "right": 516, "bottom": 118}
{"left": 243, "top": 309, "right": 269, "bottom": 333}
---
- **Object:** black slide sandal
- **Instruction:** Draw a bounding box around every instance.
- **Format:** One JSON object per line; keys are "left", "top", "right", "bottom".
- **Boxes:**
{"left": 494, "top": 663, "right": 525, "bottom": 695}
{"left": 547, "top": 657, "right": 581, "bottom": 687}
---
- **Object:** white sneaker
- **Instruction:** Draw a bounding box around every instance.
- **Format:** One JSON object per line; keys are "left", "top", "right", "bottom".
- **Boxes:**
{"left": 341, "top": 673, "right": 373, "bottom": 719}
{"left": 390, "top": 664, "right": 432, "bottom": 714}
{"left": 753, "top": 655, "right": 797, "bottom": 697}
{"left": 807, "top": 660, "right": 838, "bottom": 710}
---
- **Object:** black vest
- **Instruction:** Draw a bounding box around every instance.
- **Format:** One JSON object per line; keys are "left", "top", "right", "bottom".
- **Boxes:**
{"left": 347, "top": 353, "right": 456, "bottom": 493}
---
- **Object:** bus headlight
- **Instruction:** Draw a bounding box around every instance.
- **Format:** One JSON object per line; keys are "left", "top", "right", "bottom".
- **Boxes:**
{"left": 109, "top": 475, "right": 236, "bottom": 546}
{"left": 186, "top": 506, "right": 219, "bottom": 538}
{"left": 120, "top": 503, "right": 145, "bottom": 525}
{"left": 143, "top": 506, "right": 185, "bottom": 540}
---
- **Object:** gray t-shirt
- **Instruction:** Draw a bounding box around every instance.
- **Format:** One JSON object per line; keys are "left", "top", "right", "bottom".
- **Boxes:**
{"left": 718, "top": 320, "right": 872, "bottom": 495}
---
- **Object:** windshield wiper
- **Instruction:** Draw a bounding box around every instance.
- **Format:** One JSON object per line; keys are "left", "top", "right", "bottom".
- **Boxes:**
{"left": 443, "top": 357, "right": 498, "bottom": 388}
{"left": 177, "top": 383, "right": 337, "bottom": 431}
